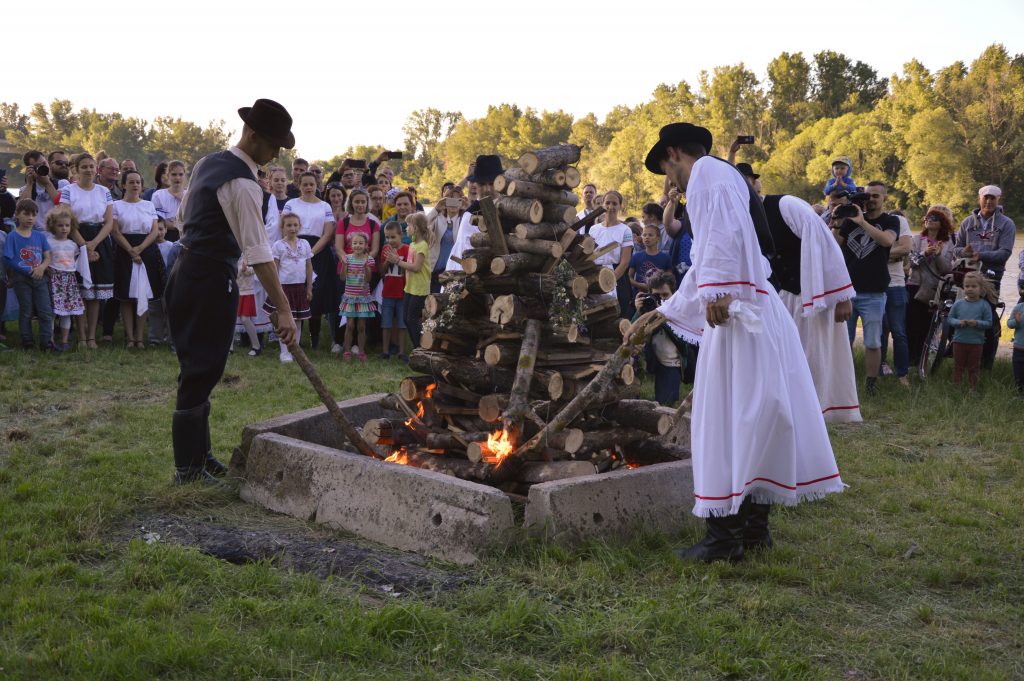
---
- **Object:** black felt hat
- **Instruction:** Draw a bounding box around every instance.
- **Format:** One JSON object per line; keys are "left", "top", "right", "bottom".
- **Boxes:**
{"left": 468, "top": 154, "right": 504, "bottom": 183}
{"left": 736, "top": 162, "right": 760, "bottom": 179}
{"left": 644, "top": 123, "right": 714, "bottom": 174}
{"left": 237, "top": 98, "right": 296, "bottom": 150}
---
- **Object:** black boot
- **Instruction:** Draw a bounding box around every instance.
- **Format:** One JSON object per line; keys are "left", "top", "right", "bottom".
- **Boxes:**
{"left": 741, "top": 497, "right": 773, "bottom": 551}
{"left": 201, "top": 401, "right": 227, "bottom": 477}
{"left": 172, "top": 402, "right": 219, "bottom": 485}
{"left": 674, "top": 514, "right": 745, "bottom": 563}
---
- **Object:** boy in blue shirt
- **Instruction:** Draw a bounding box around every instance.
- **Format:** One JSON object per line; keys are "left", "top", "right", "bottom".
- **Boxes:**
{"left": 3, "top": 199, "right": 53, "bottom": 350}
{"left": 628, "top": 223, "right": 672, "bottom": 293}
{"left": 823, "top": 156, "right": 857, "bottom": 196}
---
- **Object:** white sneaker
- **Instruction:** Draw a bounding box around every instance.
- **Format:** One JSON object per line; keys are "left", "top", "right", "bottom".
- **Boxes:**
{"left": 350, "top": 345, "right": 360, "bottom": 356}
{"left": 280, "top": 349, "right": 293, "bottom": 363}
{"left": 330, "top": 343, "right": 342, "bottom": 354}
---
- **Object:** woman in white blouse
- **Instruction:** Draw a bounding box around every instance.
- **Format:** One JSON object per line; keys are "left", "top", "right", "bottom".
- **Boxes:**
{"left": 281, "top": 172, "right": 337, "bottom": 350}
{"left": 59, "top": 153, "right": 114, "bottom": 348}
{"left": 151, "top": 160, "right": 187, "bottom": 242}
{"left": 111, "top": 170, "right": 165, "bottom": 348}
{"left": 587, "top": 190, "right": 634, "bottom": 317}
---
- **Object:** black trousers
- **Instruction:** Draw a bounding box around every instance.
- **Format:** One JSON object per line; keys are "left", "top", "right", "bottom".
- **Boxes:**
{"left": 165, "top": 250, "right": 238, "bottom": 410}
{"left": 1013, "top": 347, "right": 1024, "bottom": 394}
{"left": 404, "top": 293, "right": 427, "bottom": 349}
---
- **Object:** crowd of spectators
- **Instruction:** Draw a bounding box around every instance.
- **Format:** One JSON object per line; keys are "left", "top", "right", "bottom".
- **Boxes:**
{"left": 2, "top": 142, "right": 1021, "bottom": 402}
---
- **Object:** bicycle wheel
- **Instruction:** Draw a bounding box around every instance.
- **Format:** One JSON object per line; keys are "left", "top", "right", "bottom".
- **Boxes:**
{"left": 930, "top": 319, "right": 953, "bottom": 376}
{"left": 918, "top": 311, "right": 942, "bottom": 379}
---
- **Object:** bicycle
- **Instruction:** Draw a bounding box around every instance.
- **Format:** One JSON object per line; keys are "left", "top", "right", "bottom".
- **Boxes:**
{"left": 917, "top": 258, "right": 1006, "bottom": 378}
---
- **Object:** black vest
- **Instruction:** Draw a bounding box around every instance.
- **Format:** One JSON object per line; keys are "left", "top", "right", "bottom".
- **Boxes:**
{"left": 180, "top": 151, "right": 256, "bottom": 267}
{"left": 763, "top": 195, "right": 802, "bottom": 295}
{"left": 707, "top": 156, "right": 775, "bottom": 259}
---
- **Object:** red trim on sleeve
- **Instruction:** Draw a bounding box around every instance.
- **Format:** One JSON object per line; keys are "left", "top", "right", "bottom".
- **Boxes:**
{"left": 802, "top": 283, "right": 855, "bottom": 307}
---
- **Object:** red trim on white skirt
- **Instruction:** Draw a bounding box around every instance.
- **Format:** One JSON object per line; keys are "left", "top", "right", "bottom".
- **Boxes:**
{"left": 694, "top": 472, "right": 842, "bottom": 500}
{"left": 697, "top": 281, "right": 770, "bottom": 295}
{"left": 822, "top": 404, "right": 860, "bottom": 413}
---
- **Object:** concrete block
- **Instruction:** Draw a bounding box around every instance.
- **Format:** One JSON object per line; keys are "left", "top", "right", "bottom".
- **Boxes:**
{"left": 524, "top": 459, "right": 697, "bottom": 544}
{"left": 234, "top": 393, "right": 399, "bottom": 469}
{"left": 239, "top": 432, "right": 515, "bottom": 565}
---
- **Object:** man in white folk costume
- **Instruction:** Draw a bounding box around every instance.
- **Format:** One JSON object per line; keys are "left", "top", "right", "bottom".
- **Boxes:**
{"left": 633, "top": 123, "right": 845, "bottom": 562}
{"left": 761, "top": 193, "right": 862, "bottom": 423}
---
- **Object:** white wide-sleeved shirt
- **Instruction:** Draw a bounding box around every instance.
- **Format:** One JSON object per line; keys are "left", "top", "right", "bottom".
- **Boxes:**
{"left": 272, "top": 238, "right": 313, "bottom": 285}
{"left": 113, "top": 199, "right": 158, "bottom": 235}
{"left": 282, "top": 198, "right": 334, "bottom": 239}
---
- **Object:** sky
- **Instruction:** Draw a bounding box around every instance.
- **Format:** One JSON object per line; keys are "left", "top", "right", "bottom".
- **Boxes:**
{"left": 5, "top": 0, "right": 1023, "bottom": 161}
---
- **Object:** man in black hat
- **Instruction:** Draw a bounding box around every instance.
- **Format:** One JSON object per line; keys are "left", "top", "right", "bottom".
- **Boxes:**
{"left": 164, "top": 98, "right": 298, "bottom": 484}
{"left": 628, "top": 122, "right": 844, "bottom": 563}
{"left": 735, "top": 163, "right": 762, "bottom": 197}
{"left": 444, "top": 154, "right": 504, "bottom": 271}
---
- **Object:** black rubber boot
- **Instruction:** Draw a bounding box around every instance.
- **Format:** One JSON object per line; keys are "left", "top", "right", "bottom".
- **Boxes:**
{"left": 201, "top": 401, "right": 227, "bottom": 476}
{"left": 674, "top": 514, "right": 745, "bottom": 563}
{"left": 741, "top": 497, "right": 773, "bottom": 551}
{"left": 172, "top": 402, "right": 219, "bottom": 485}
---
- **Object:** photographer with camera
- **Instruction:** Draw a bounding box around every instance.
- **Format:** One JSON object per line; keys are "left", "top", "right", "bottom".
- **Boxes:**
{"left": 830, "top": 181, "right": 900, "bottom": 395}
{"left": 632, "top": 270, "right": 685, "bottom": 406}
{"left": 18, "top": 151, "right": 60, "bottom": 231}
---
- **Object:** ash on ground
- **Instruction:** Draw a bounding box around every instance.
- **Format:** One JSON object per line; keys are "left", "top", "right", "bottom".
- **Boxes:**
{"left": 131, "top": 514, "right": 467, "bottom": 597}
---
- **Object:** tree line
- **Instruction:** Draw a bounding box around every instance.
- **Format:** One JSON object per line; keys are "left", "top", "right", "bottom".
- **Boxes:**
{"left": 3, "top": 44, "right": 1021, "bottom": 221}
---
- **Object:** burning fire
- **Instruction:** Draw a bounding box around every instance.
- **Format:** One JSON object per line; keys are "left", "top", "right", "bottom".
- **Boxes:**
{"left": 404, "top": 383, "right": 437, "bottom": 427}
{"left": 385, "top": 448, "right": 411, "bottom": 465}
{"left": 482, "top": 427, "right": 514, "bottom": 465}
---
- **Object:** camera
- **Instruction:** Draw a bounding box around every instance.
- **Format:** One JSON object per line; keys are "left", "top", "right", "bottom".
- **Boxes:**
{"left": 639, "top": 293, "right": 660, "bottom": 313}
{"left": 832, "top": 191, "right": 870, "bottom": 219}
{"left": 35, "top": 164, "right": 49, "bottom": 177}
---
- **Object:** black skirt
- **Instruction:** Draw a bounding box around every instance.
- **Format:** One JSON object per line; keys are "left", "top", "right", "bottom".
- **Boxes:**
{"left": 79, "top": 221, "right": 115, "bottom": 294}
{"left": 299, "top": 234, "right": 340, "bottom": 317}
{"left": 114, "top": 233, "right": 167, "bottom": 302}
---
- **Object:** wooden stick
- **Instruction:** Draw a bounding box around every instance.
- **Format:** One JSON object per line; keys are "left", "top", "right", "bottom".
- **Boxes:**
{"left": 519, "top": 144, "right": 582, "bottom": 174}
{"left": 479, "top": 196, "right": 509, "bottom": 256}
{"left": 515, "top": 222, "right": 570, "bottom": 240}
{"left": 503, "top": 167, "right": 567, "bottom": 188}
{"left": 282, "top": 330, "right": 380, "bottom": 459}
{"left": 502, "top": 319, "right": 543, "bottom": 429}
{"left": 492, "top": 314, "right": 665, "bottom": 477}
{"left": 563, "top": 166, "right": 582, "bottom": 189}
{"left": 506, "top": 234, "right": 564, "bottom": 258}
{"left": 494, "top": 195, "right": 543, "bottom": 225}
{"left": 506, "top": 179, "right": 579, "bottom": 206}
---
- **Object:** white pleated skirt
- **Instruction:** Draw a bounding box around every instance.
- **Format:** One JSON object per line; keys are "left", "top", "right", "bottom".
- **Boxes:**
{"left": 690, "top": 288, "right": 846, "bottom": 517}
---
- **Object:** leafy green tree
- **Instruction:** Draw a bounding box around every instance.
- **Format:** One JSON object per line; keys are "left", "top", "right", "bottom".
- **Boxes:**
{"left": 147, "top": 116, "right": 230, "bottom": 166}
{"left": 766, "top": 52, "right": 812, "bottom": 137}
{"left": 694, "top": 63, "right": 765, "bottom": 157}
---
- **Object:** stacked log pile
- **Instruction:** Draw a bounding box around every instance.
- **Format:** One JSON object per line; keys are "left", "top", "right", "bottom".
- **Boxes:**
{"left": 361, "top": 144, "right": 688, "bottom": 495}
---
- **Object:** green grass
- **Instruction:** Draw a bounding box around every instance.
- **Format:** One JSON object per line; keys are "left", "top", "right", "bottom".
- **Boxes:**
{"left": 1, "top": 337, "right": 1022, "bottom": 680}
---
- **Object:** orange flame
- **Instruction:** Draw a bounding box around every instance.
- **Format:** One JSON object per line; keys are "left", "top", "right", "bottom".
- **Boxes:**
{"left": 385, "top": 448, "right": 411, "bottom": 465}
{"left": 404, "top": 384, "right": 436, "bottom": 427}
{"left": 483, "top": 427, "right": 514, "bottom": 464}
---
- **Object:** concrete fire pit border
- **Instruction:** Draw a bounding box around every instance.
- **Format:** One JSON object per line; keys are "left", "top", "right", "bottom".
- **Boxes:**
{"left": 231, "top": 393, "right": 695, "bottom": 564}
